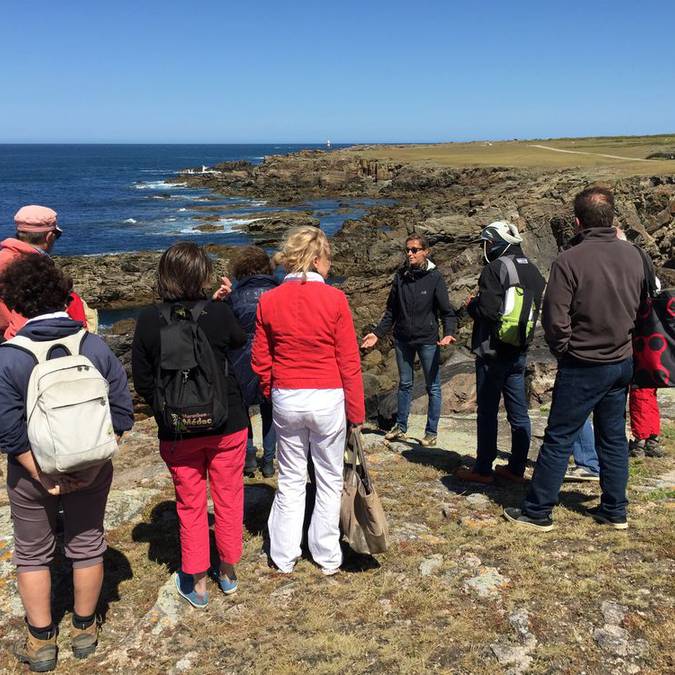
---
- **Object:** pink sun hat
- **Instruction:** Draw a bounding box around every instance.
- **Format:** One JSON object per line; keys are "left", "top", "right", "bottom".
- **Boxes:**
{"left": 14, "top": 205, "right": 62, "bottom": 234}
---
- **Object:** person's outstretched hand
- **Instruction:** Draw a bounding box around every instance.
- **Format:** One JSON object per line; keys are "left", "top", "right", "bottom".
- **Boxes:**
{"left": 212, "top": 275, "right": 233, "bottom": 301}
{"left": 437, "top": 335, "right": 456, "bottom": 347}
{"left": 361, "top": 333, "right": 378, "bottom": 349}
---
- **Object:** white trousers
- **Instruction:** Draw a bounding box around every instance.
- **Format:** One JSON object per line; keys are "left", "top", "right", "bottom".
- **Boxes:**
{"left": 268, "top": 392, "right": 346, "bottom": 573}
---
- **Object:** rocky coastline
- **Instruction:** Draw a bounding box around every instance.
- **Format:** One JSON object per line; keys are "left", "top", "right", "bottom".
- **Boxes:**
{"left": 59, "top": 147, "right": 675, "bottom": 421}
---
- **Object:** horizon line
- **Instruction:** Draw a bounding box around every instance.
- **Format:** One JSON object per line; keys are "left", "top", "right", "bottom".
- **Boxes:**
{"left": 0, "top": 132, "right": 674, "bottom": 146}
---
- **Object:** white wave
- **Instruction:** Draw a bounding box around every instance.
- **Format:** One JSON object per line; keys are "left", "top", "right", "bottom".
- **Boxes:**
{"left": 219, "top": 217, "right": 261, "bottom": 226}
{"left": 178, "top": 208, "right": 188, "bottom": 212}
{"left": 134, "top": 180, "right": 187, "bottom": 190}
{"left": 123, "top": 218, "right": 137, "bottom": 224}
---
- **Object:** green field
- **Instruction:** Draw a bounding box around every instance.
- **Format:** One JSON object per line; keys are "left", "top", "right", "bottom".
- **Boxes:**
{"left": 348, "top": 134, "right": 675, "bottom": 175}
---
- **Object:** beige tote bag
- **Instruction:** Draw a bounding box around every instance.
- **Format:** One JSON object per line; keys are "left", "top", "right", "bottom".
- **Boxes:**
{"left": 340, "top": 428, "right": 389, "bottom": 555}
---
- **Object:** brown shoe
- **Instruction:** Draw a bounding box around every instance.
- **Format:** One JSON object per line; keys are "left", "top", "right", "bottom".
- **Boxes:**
{"left": 384, "top": 426, "right": 407, "bottom": 442}
{"left": 454, "top": 467, "right": 494, "bottom": 484}
{"left": 419, "top": 434, "right": 437, "bottom": 447}
{"left": 494, "top": 465, "right": 527, "bottom": 484}
{"left": 14, "top": 629, "right": 57, "bottom": 672}
{"left": 71, "top": 618, "right": 100, "bottom": 659}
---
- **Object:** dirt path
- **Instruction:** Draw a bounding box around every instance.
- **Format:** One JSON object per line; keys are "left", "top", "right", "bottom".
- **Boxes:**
{"left": 528, "top": 144, "right": 654, "bottom": 162}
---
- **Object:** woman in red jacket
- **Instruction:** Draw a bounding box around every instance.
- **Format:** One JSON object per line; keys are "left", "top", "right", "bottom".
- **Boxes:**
{"left": 252, "top": 226, "right": 365, "bottom": 575}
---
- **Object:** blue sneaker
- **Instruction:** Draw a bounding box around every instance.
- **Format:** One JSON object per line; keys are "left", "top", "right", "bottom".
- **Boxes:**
{"left": 174, "top": 571, "right": 208, "bottom": 608}
{"left": 217, "top": 573, "right": 238, "bottom": 595}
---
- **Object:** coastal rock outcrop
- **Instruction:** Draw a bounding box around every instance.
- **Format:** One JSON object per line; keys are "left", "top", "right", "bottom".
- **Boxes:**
{"left": 65, "top": 149, "right": 675, "bottom": 420}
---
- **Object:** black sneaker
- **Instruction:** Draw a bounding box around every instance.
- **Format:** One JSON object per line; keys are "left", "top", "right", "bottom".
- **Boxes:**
{"left": 261, "top": 460, "right": 275, "bottom": 478}
{"left": 629, "top": 438, "right": 645, "bottom": 458}
{"left": 645, "top": 436, "right": 665, "bottom": 458}
{"left": 503, "top": 507, "right": 555, "bottom": 532}
{"left": 586, "top": 505, "right": 628, "bottom": 530}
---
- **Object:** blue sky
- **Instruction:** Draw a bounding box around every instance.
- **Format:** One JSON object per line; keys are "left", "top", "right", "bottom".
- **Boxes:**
{"left": 1, "top": 1, "right": 673, "bottom": 143}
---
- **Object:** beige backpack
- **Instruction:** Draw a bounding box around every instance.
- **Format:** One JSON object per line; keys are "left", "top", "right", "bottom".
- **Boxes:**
{"left": 7, "top": 329, "right": 117, "bottom": 475}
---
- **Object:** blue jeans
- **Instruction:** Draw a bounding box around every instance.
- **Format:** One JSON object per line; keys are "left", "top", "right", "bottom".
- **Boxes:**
{"left": 572, "top": 418, "right": 600, "bottom": 474}
{"left": 394, "top": 341, "right": 441, "bottom": 436}
{"left": 475, "top": 353, "right": 531, "bottom": 476}
{"left": 523, "top": 357, "right": 632, "bottom": 519}
{"left": 246, "top": 398, "right": 276, "bottom": 464}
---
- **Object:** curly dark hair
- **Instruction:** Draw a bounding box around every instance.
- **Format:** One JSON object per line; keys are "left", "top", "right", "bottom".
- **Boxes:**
{"left": 230, "top": 245, "right": 273, "bottom": 279}
{"left": 0, "top": 254, "right": 72, "bottom": 318}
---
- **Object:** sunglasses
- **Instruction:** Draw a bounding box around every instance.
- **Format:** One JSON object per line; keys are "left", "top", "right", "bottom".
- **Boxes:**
{"left": 405, "top": 246, "right": 424, "bottom": 254}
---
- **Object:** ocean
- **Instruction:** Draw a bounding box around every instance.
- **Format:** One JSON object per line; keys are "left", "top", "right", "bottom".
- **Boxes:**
{"left": 0, "top": 143, "right": 378, "bottom": 256}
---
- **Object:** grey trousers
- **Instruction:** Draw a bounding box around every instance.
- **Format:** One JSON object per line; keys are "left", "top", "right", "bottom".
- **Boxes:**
{"left": 7, "top": 459, "right": 113, "bottom": 571}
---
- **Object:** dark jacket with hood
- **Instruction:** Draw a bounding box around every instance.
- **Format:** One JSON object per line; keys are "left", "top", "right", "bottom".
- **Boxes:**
{"left": 373, "top": 260, "right": 458, "bottom": 345}
{"left": 468, "top": 244, "right": 546, "bottom": 358}
{"left": 227, "top": 274, "right": 279, "bottom": 407}
{"left": 542, "top": 228, "right": 645, "bottom": 363}
{"left": 0, "top": 315, "right": 134, "bottom": 464}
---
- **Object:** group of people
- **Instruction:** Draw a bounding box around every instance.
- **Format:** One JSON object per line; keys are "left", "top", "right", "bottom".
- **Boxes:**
{"left": 0, "top": 184, "right": 664, "bottom": 671}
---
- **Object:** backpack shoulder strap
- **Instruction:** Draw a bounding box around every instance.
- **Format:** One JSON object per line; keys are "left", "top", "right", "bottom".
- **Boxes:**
{"left": 5, "top": 329, "right": 87, "bottom": 363}
{"left": 633, "top": 245, "right": 657, "bottom": 297}
{"left": 498, "top": 255, "right": 520, "bottom": 287}
{"left": 190, "top": 300, "right": 209, "bottom": 323}
{"left": 157, "top": 303, "right": 174, "bottom": 326}
{"left": 158, "top": 300, "right": 209, "bottom": 325}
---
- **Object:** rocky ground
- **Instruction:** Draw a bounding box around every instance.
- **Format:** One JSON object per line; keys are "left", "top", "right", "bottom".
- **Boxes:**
{"left": 0, "top": 406, "right": 673, "bottom": 674}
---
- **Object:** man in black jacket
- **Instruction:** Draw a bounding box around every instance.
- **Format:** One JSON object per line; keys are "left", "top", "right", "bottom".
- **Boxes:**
{"left": 362, "top": 233, "right": 458, "bottom": 446}
{"left": 456, "top": 221, "right": 545, "bottom": 485}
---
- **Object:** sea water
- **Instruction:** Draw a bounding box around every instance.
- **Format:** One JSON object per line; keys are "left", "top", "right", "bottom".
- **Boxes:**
{"left": 0, "top": 144, "right": 386, "bottom": 256}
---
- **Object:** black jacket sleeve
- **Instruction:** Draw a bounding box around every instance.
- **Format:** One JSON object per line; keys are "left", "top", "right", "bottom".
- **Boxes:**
{"left": 373, "top": 275, "right": 399, "bottom": 338}
{"left": 467, "top": 264, "right": 503, "bottom": 323}
{"left": 131, "top": 307, "right": 158, "bottom": 407}
{"left": 434, "top": 274, "right": 458, "bottom": 336}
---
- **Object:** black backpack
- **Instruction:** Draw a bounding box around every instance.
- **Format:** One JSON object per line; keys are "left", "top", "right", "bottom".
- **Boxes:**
{"left": 153, "top": 301, "right": 228, "bottom": 434}
{"left": 633, "top": 248, "right": 675, "bottom": 388}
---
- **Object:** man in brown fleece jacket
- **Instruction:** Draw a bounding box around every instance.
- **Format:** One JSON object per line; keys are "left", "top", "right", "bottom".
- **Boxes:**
{"left": 504, "top": 186, "right": 645, "bottom": 531}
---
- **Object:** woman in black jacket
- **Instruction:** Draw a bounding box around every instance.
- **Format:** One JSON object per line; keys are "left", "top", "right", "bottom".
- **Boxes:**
{"left": 362, "top": 233, "right": 457, "bottom": 446}
{"left": 132, "top": 242, "right": 248, "bottom": 608}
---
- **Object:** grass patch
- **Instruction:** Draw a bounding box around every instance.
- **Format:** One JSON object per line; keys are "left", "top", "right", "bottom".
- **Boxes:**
{"left": 348, "top": 133, "right": 675, "bottom": 176}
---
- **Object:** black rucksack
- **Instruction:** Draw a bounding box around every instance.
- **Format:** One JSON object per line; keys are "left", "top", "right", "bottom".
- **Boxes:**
{"left": 633, "top": 248, "right": 675, "bottom": 388}
{"left": 153, "top": 301, "right": 228, "bottom": 434}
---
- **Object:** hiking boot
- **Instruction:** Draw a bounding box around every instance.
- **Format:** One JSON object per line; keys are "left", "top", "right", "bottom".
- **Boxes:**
{"left": 586, "top": 505, "right": 628, "bottom": 530}
{"left": 494, "top": 465, "right": 527, "bottom": 484}
{"left": 71, "top": 618, "right": 100, "bottom": 659}
{"left": 261, "top": 460, "right": 275, "bottom": 478}
{"left": 645, "top": 435, "right": 665, "bottom": 458}
{"left": 384, "top": 426, "right": 407, "bottom": 442}
{"left": 419, "top": 434, "right": 437, "bottom": 447}
{"left": 14, "top": 629, "right": 57, "bottom": 672}
{"left": 629, "top": 438, "right": 645, "bottom": 458}
{"left": 503, "top": 507, "right": 555, "bottom": 532}
{"left": 564, "top": 465, "right": 600, "bottom": 482}
{"left": 454, "top": 467, "right": 494, "bottom": 485}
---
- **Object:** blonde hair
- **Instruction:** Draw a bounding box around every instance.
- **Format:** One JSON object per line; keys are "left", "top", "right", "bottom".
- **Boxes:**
{"left": 276, "top": 226, "right": 331, "bottom": 276}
